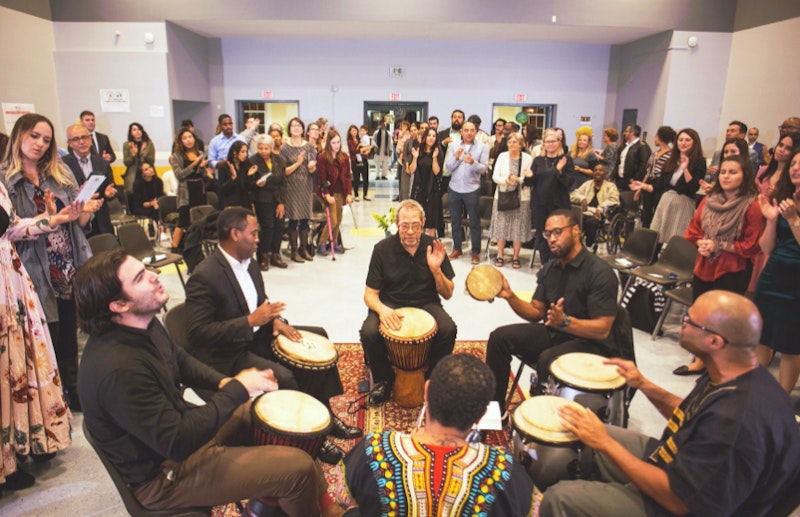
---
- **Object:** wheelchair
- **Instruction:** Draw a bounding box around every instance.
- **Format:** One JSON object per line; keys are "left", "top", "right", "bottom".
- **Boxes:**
{"left": 585, "top": 191, "right": 640, "bottom": 255}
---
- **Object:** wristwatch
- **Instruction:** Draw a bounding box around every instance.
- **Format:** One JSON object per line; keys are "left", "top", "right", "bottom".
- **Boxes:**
{"left": 561, "top": 315, "right": 572, "bottom": 328}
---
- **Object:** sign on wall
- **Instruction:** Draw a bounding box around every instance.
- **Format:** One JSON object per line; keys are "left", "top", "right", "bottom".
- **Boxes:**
{"left": 2, "top": 103, "right": 35, "bottom": 133}
{"left": 100, "top": 89, "right": 131, "bottom": 113}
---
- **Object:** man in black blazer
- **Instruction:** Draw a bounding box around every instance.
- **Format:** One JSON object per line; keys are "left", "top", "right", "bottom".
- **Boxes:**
{"left": 62, "top": 124, "right": 116, "bottom": 236}
{"left": 612, "top": 124, "right": 651, "bottom": 191}
{"left": 185, "top": 207, "right": 361, "bottom": 464}
{"left": 80, "top": 110, "right": 116, "bottom": 163}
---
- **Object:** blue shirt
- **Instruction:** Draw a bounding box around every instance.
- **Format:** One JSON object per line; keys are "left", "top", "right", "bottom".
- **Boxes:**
{"left": 444, "top": 140, "right": 488, "bottom": 193}
{"left": 207, "top": 132, "right": 246, "bottom": 168}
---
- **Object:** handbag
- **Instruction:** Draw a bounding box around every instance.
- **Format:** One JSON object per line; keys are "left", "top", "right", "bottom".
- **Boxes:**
{"left": 497, "top": 156, "right": 522, "bottom": 211}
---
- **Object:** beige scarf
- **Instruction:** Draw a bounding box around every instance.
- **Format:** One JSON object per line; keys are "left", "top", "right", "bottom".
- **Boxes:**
{"left": 700, "top": 191, "right": 754, "bottom": 244}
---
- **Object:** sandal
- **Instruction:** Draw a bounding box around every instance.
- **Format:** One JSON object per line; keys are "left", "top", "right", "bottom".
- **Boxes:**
{"left": 494, "top": 258, "right": 504, "bottom": 267}
{"left": 512, "top": 259, "right": 521, "bottom": 269}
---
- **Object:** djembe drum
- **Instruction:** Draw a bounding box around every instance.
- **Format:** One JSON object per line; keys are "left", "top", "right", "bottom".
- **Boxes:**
{"left": 549, "top": 352, "right": 626, "bottom": 425}
{"left": 379, "top": 307, "right": 437, "bottom": 408}
{"left": 273, "top": 330, "right": 339, "bottom": 372}
{"left": 251, "top": 390, "right": 331, "bottom": 459}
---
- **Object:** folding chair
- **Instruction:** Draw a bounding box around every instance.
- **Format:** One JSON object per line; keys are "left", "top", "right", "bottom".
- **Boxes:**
{"left": 601, "top": 228, "right": 660, "bottom": 295}
{"left": 627, "top": 235, "right": 696, "bottom": 288}
{"left": 651, "top": 286, "right": 693, "bottom": 341}
{"left": 117, "top": 223, "right": 186, "bottom": 290}
{"left": 88, "top": 233, "right": 120, "bottom": 255}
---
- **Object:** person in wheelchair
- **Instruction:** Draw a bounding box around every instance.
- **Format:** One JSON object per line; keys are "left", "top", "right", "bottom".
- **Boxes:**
{"left": 570, "top": 163, "right": 620, "bottom": 249}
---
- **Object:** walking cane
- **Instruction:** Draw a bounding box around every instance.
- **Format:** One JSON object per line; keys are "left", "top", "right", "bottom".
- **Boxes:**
{"left": 321, "top": 181, "right": 336, "bottom": 261}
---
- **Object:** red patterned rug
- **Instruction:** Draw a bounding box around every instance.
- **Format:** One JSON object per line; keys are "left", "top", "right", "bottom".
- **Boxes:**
{"left": 211, "top": 341, "right": 532, "bottom": 516}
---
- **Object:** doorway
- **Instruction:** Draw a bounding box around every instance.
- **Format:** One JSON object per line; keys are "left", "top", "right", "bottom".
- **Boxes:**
{"left": 491, "top": 103, "right": 556, "bottom": 143}
{"left": 235, "top": 100, "right": 300, "bottom": 134}
{"left": 363, "top": 102, "right": 429, "bottom": 133}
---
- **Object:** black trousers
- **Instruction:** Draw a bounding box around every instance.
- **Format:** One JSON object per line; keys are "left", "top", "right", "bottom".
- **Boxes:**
{"left": 485, "top": 322, "right": 611, "bottom": 411}
{"left": 253, "top": 200, "right": 284, "bottom": 255}
{"left": 47, "top": 297, "right": 79, "bottom": 391}
{"left": 353, "top": 161, "right": 369, "bottom": 197}
{"left": 359, "top": 304, "right": 457, "bottom": 384}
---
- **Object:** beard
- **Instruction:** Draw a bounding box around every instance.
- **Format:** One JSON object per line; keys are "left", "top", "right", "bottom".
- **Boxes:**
{"left": 452, "top": 121, "right": 463, "bottom": 131}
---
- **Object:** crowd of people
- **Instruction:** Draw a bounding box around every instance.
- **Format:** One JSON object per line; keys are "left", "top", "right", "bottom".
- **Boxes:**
{"left": 0, "top": 107, "right": 799, "bottom": 517}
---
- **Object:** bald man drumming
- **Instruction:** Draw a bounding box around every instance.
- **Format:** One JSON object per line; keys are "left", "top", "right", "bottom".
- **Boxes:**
{"left": 539, "top": 291, "right": 800, "bottom": 517}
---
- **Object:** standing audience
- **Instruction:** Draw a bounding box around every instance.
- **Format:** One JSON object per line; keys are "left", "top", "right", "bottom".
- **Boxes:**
{"left": 490, "top": 132, "right": 533, "bottom": 268}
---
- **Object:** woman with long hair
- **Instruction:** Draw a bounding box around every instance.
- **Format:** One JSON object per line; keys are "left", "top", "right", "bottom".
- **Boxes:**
{"left": 407, "top": 128, "right": 444, "bottom": 237}
{"left": 699, "top": 138, "right": 751, "bottom": 195}
{"left": 489, "top": 132, "right": 533, "bottom": 268}
{"left": 600, "top": 127, "right": 619, "bottom": 173}
{"left": 632, "top": 128, "right": 706, "bottom": 245}
{"left": 674, "top": 155, "right": 763, "bottom": 375}
{"left": 0, "top": 113, "right": 94, "bottom": 490}
{"left": 569, "top": 126, "right": 599, "bottom": 189}
{"left": 315, "top": 129, "right": 353, "bottom": 255}
{"left": 122, "top": 122, "right": 155, "bottom": 196}
{"left": 168, "top": 127, "right": 209, "bottom": 251}
{"left": 131, "top": 162, "right": 164, "bottom": 237}
{"left": 636, "top": 126, "right": 675, "bottom": 228}
{"left": 347, "top": 124, "right": 371, "bottom": 201}
{"left": 524, "top": 128, "right": 574, "bottom": 264}
{"left": 280, "top": 117, "right": 317, "bottom": 262}
{"left": 217, "top": 140, "right": 255, "bottom": 208}
{"left": 248, "top": 134, "right": 287, "bottom": 270}
{"left": 754, "top": 148, "right": 800, "bottom": 393}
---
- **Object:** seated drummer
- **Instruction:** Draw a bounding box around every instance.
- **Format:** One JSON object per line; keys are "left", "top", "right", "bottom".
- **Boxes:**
{"left": 185, "top": 207, "right": 361, "bottom": 465}
{"left": 485, "top": 209, "right": 619, "bottom": 413}
{"left": 360, "top": 199, "right": 457, "bottom": 405}
{"left": 74, "top": 250, "right": 339, "bottom": 517}
{"left": 542, "top": 291, "right": 800, "bottom": 516}
{"left": 341, "top": 354, "right": 534, "bottom": 516}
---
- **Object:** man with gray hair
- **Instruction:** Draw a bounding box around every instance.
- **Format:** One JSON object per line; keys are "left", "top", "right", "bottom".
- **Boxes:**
{"left": 542, "top": 290, "right": 800, "bottom": 517}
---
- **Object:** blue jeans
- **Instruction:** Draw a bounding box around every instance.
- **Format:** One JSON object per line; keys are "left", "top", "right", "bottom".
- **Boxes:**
{"left": 448, "top": 186, "right": 481, "bottom": 254}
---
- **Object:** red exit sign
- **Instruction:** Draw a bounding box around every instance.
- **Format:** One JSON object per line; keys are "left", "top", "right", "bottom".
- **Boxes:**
{"left": 390, "top": 92, "right": 401, "bottom": 101}
{"left": 515, "top": 93, "right": 527, "bottom": 102}
{"left": 261, "top": 90, "right": 273, "bottom": 99}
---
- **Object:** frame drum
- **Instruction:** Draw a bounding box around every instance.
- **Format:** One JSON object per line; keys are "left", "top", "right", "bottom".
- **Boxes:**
{"left": 465, "top": 265, "right": 504, "bottom": 302}
{"left": 251, "top": 390, "right": 331, "bottom": 459}
{"left": 379, "top": 307, "right": 437, "bottom": 407}
{"left": 273, "top": 330, "right": 338, "bottom": 371}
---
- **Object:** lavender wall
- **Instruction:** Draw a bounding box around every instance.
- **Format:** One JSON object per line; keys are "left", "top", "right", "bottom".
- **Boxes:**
{"left": 220, "top": 37, "right": 612, "bottom": 139}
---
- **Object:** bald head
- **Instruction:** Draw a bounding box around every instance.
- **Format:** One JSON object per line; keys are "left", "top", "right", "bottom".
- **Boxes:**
{"left": 696, "top": 290, "right": 762, "bottom": 350}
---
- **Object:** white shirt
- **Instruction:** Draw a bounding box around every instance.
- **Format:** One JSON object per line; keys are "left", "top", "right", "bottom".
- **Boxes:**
{"left": 218, "top": 246, "right": 260, "bottom": 331}
{"left": 618, "top": 137, "right": 639, "bottom": 178}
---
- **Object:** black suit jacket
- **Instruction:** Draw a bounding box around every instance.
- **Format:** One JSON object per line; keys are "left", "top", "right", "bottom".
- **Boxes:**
{"left": 614, "top": 140, "right": 652, "bottom": 183}
{"left": 62, "top": 152, "right": 115, "bottom": 235}
{"left": 91, "top": 131, "right": 117, "bottom": 163}
{"left": 186, "top": 249, "right": 274, "bottom": 371}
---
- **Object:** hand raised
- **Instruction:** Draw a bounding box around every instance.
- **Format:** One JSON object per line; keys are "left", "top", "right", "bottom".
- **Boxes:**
{"left": 426, "top": 239, "right": 446, "bottom": 272}
{"left": 759, "top": 194, "right": 779, "bottom": 221}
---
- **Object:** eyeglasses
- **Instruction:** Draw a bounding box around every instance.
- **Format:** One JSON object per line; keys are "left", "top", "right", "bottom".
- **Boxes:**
{"left": 68, "top": 135, "right": 92, "bottom": 143}
{"left": 542, "top": 224, "right": 575, "bottom": 239}
{"left": 398, "top": 222, "right": 422, "bottom": 232}
{"left": 681, "top": 313, "right": 729, "bottom": 344}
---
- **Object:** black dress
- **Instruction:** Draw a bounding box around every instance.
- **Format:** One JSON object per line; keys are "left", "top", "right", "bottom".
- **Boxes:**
{"left": 410, "top": 150, "right": 445, "bottom": 230}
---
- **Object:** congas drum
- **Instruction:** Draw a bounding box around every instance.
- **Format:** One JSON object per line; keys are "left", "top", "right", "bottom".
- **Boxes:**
{"left": 510, "top": 395, "right": 587, "bottom": 490}
{"left": 251, "top": 390, "right": 331, "bottom": 459}
{"left": 465, "top": 265, "right": 504, "bottom": 302}
{"left": 379, "top": 307, "right": 437, "bottom": 408}
{"left": 549, "top": 352, "right": 626, "bottom": 425}
{"left": 273, "top": 330, "right": 338, "bottom": 371}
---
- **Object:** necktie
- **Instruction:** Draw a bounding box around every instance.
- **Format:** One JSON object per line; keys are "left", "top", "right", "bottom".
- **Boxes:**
{"left": 80, "top": 157, "right": 88, "bottom": 165}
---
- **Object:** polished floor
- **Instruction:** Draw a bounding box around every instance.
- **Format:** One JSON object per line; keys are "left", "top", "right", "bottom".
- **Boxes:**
{"left": 2, "top": 175, "right": 796, "bottom": 516}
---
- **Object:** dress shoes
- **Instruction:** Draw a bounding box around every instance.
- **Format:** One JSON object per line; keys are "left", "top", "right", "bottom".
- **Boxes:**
{"left": 270, "top": 254, "right": 288, "bottom": 269}
{"left": 317, "top": 439, "right": 344, "bottom": 465}
{"left": 330, "top": 415, "right": 362, "bottom": 439}
{"left": 2, "top": 469, "right": 35, "bottom": 490}
{"left": 672, "top": 365, "right": 706, "bottom": 376}
{"left": 471, "top": 253, "right": 480, "bottom": 265}
{"left": 369, "top": 381, "right": 392, "bottom": 405}
{"left": 245, "top": 497, "right": 281, "bottom": 517}
{"left": 448, "top": 250, "right": 464, "bottom": 260}
{"left": 258, "top": 253, "right": 269, "bottom": 272}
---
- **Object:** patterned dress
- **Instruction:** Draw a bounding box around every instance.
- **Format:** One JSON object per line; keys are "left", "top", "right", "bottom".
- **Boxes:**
{"left": 0, "top": 181, "right": 71, "bottom": 482}
{"left": 280, "top": 142, "right": 316, "bottom": 220}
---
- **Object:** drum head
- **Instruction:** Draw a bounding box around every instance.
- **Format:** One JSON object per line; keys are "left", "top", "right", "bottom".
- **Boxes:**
{"left": 513, "top": 395, "right": 583, "bottom": 444}
{"left": 380, "top": 307, "right": 436, "bottom": 340}
{"left": 275, "top": 330, "right": 337, "bottom": 368}
{"left": 253, "top": 390, "right": 331, "bottom": 434}
{"left": 550, "top": 353, "right": 625, "bottom": 391}
{"left": 465, "top": 265, "right": 504, "bottom": 301}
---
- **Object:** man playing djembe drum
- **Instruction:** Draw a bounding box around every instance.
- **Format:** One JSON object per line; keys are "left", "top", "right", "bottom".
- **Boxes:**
{"left": 75, "top": 250, "right": 340, "bottom": 517}
{"left": 186, "top": 207, "right": 361, "bottom": 465}
{"left": 485, "top": 208, "right": 621, "bottom": 414}
{"left": 360, "top": 199, "right": 457, "bottom": 405}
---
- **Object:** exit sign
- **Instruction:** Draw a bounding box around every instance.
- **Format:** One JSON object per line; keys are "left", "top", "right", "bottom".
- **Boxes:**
{"left": 390, "top": 92, "right": 401, "bottom": 101}
{"left": 515, "top": 93, "right": 527, "bottom": 102}
{"left": 261, "top": 90, "right": 273, "bottom": 99}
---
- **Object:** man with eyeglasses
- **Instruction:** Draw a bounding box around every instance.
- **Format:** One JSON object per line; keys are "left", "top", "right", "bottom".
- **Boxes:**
{"left": 360, "top": 199, "right": 457, "bottom": 405}
{"left": 541, "top": 290, "right": 800, "bottom": 517}
{"left": 62, "top": 123, "right": 116, "bottom": 235}
{"left": 485, "top": 208, "right": 620, "bottom": 414}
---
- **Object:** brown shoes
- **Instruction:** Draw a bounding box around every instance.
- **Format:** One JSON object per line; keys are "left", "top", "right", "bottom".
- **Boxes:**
{"left": 258, "top": 253, "right": 270, "bottom": 271}
{"left": 270, "top": 254, "right": 288, "bottom": 269}
{"left": 448, "top": 250, "right": 464, "bottom": 259}
{"left": 471, "top": 253, "right": 480, "bottom": 265}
